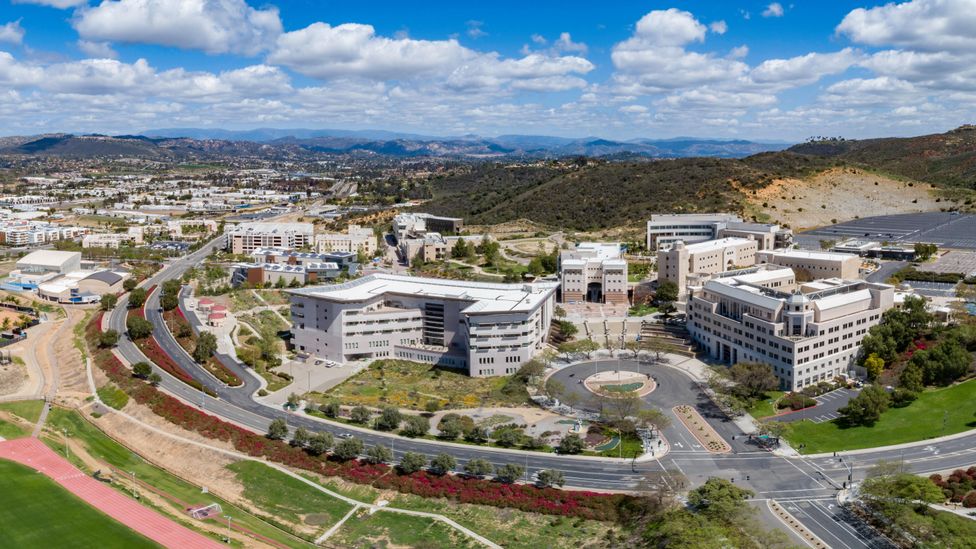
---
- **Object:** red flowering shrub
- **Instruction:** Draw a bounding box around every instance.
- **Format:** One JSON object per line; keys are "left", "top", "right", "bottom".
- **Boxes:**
{"left": 86, "top": 312, "right": 630, "bottom": 520}
{"left": 964, "top": 491, "right": 976, "bottom": 508}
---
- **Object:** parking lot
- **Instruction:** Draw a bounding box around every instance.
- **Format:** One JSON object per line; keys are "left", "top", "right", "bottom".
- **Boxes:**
{"left": 798, "top": 212, "right": 976, "bottom": 250}
{"left": 777, "top": 388, "right": 859, "bottom": 424}
{"left": 907, "top": 280, "right": 958, "bottom": 298}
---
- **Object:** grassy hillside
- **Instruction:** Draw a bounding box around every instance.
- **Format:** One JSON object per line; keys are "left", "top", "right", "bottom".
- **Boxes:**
{"left": 789, "top": 125, "right": 976, "bottom": 189}
{"left": 418, "top": 153, "right": 838, "bottom": 230}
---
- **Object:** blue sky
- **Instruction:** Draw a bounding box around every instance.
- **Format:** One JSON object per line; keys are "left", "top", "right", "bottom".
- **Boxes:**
{"left": 0, "top": 0, "right": 973, "bottom": 141}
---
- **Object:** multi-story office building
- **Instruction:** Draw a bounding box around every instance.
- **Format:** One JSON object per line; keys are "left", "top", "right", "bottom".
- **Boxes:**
{"left": 250, "top": 247, "right": 356, "bottom": 269}
{"left": 646, "top": 213, "right": 791, "bottom": 251}
{"left": 658, "top": 237, "right": 758, "bottom": 291}
{"left": 226, "top": 222, "right": 313, "bottom": 255}
{"left": 399, "top": 234, "right": 484, "bottom": 266}
{"left": 393, "top": 213, "right": 464, "bottom": 241}
{"left": 288, "top": 274, "right": 558, "bottom": 376}
{"left": 756, "top": 249, "right": 861, "bottom": 280}
{"left": 315, "top": 224, "right": 377, "bottom": 256}
{"left": 558, "top": 242, "right": 628, "bottom": 303}
{"left": 687, "top": 267, "right": 894, "bottom": 390}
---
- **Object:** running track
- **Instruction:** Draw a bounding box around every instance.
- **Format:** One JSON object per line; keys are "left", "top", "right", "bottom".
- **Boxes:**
{"left": 0, "top": 438, "right": 223, "bottom": 548}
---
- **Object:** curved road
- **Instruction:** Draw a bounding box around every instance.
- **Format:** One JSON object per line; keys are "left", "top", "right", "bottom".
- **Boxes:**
{"left": 108, "top": 235, "right": 976, "bottom": 548}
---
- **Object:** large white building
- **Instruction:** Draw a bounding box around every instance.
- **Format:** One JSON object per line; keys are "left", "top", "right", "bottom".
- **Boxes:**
{"left": 315, "top": 224, "right": 377, "bottom": 256}
{"left": 226, "top": 222, "right": 313, "bottom": 255}
{"left": 393, "top": 213, "right": 464, "bottom": 241}
{"left": 658, "top": 237, "right": 758, "bottom": 291}
{"left": 558, "top": 242, "right": 628, "bottom": 304}
{"left": 288, "top": 274, "right": 558, "bottom": 377}
{"left": 687, "top": 267, "right": 894, "bottom": 390}
{"left": 756, "top": 249, "right": 861, "bottom": 280}
{"left": 646, "top": 213, "right": 791, "bottom": 251}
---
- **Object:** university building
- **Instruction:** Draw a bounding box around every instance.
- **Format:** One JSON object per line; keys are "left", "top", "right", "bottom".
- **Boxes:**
{"left": 756, "top": 249, "right": 861, "bottom": 280}
{"left": 226, "top": 222, "right": 314, "bottom": 255}
{"left": 288, "top": 274, "right": 557, "bottom": 377}
{"left": 646, "top": 213, "right": 791, "bottom": 251}
{"left": 687, "top": 267, "right": 894, "bottom": 390}
{"left": 657, "top": 237, "right": 758, "bottom": 291}
{"left": 558, "top": 242, "right": 628, "bottom": 304}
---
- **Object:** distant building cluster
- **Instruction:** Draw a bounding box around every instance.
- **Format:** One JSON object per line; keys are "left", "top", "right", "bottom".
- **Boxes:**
{"left": 392, "top": 213, "right": 465, "bottom": 266}
{"left": 3, "top": 250, "right": 127, "bottom": 304}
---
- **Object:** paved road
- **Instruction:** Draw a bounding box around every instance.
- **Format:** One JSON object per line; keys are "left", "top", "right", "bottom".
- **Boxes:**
{"left": 866, "top": 261, "right": 907, "bottom": 284}
{"left": 107, "top": 234, "right": 976, "bottom": 547}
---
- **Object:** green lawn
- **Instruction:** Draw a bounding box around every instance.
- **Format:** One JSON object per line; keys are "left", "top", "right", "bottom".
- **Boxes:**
{"left": 0, "top": 399, "right": 45, "bottom": 423}
{"left": 785, "top": 380, "right": 976, "bottom": 454}
{"left": 315, "top": 359, "right": 529, "bottom": 410}
{"left": 0, "top": 418, "right": 28, "bottom": 439}
{"left": 746, "top": 391, "right": 785, "bottom": 420}
{"left": 0, "top": 459, "right": 158, "bottom": 548}
{"left": 42, "top": 409, "right": 308, "bottom": 547}
{"left": 330, "top": 509, "right": 482, "bottom": 549}
{"left": 97, "top": 384, "right": 130, "bottom": 410}
{"left": 227, "top": 461, "right": 354, "bottom": 531}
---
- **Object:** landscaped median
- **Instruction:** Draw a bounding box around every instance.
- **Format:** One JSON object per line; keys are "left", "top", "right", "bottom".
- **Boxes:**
{"left": 89, "top": 311, "right": 634, "bottom": 520}
{"left": 160, "top": 305, "right": 242, "bottom": 387}
{"left": 123, "top": 308, "right": 213, "bottom": 396}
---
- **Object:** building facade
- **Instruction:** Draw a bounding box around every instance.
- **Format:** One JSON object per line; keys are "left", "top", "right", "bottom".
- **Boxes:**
{"left": 393, "top": 213, "right": 464, "bottom": 241}
{"left": 687, "top": 269, "right": 894, "bottom": 390}
{"left": 646, "top": 213, "right": 792, "bottom": 251}
{"left": 756, "top": 249, "right": 861, "bottom": 280}
{"left": 315, "top": 224, "right": 377, "bottom": 256}
{"left": 658, "top": 237, "right": 758, "bottom": 291}
{"left": 288, "top": 274, "right": 557, "bottom": 377}
{"left": 226, "top": 222, "right": 313, "bottom": 255}
{"left": 558, "top": 242, "right": 628, "bottom": 303}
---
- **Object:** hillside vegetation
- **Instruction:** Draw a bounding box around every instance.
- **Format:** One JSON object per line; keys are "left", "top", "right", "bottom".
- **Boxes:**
{"left": 789, "top": 125, "right": 976, "bottom": 189}
{"left": 419, "top": 153, "right": 838, "bottom": 230}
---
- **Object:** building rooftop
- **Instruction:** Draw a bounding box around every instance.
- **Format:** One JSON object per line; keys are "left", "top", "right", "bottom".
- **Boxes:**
{"left": 759, "top": 249, "right": 855, "bottom": 262}
{"left": 574, "top": 242, "right": 622, "bottom": 261}
{"left": 649, "top": 213, "right": 742, "bottom": 223}
{"left": 683, "top": 237, "right": 754, "bottom": 253}
{"left": 229, "top": 222, "right": 313, "bottom": 234}
{"left": 16, "top": 250, "right": 81, "bottom": 268}
{"left": 290, "top": 274, "right": 558, "bottom": 314}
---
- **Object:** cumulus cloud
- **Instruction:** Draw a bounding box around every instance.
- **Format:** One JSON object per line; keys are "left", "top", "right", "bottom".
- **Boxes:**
{"left": 762, "top": 3, "right": 785, "bottom": 18}
{"left": 77, "top": 40, "right": 118, "bottom": 58}
{"left": 837, "top": 0, "right": 976, "bottom": 52}
{"left": 73, "top": 0, "right": 283, "bottom": 56}
{"left": 0, "top": 20, "right": 25, "bottom": 45}
{"left": 750, "top": 48, "right": 860, "bottom": 88}
{"left": 12, "top": 0, "right": 86, "bottom": 8}
{"left": 709, "top": 20, "right": 728, "bottom": 35}
{"left": 466, "top": 20, "right": 487, "bottom": 39}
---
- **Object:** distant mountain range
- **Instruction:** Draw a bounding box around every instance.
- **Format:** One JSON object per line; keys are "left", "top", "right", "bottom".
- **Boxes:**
{"left": 0, "top": 129, "right": 791, "bottom": 160}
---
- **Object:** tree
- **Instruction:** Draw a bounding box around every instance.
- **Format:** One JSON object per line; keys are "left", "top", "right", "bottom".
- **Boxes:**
{"left": 365, "top": 444, "right": 393, "bottom": 464}
{"left": 495, "top": 428, "right": 522, "bottom": 447}
{"left": 126, "top": 315, "right": 153, "bottom": 339}
{"left": 839, "top": 384, "right": 890, "bottom": 426}
{"left": 266, "top": 418, "right": 288, "bottom": 440}
{"left": 557, "top": 433, "right": 585, "bottom": 454}
{"left": 192, "top": 332, "right": 218, "bottom": 363}
{"left": 437, "top": 414, "right": 463, "bottom": 440}
{"left": 537, "top": 469, "right": 565, "bottom": 488}
{"left": 465, "top": 425, "right": 489, "bottom": 443}
{"left": 899, "top": 363, "right": 924, "bottom": 393}
{"left": 286, "top": 392, "right": 301, "bottom": 409}
{"left": 123, "top": 278, "right": 138, "bottom": 292}
{"left": 400, "top": 415, "right": 429, "bottom": 438}
{"left": 861, "top": 472, "right": 944, "bottom": 504}
{"left": 494, "top": 463, "right": 525, "bottom": 483}
{"left": 654, "top": 280, "right": 679, "bottom": 304}
{"left": 132, "top": 361, "right": 152, "bottom": 379}
{"left": 333, "top": 438, "right": 364, "bottom": 460}
{"left": 307, "top": 432, "right": 333, "bottom": 455}
{"left": 636, "top": 408, "right": 672, "bottom": 434}
{"left": 319, "top": 401, "right": 341, "bottom": 418}
{"left": 450, "top": 238, "right": 469, "bottom": 259}
{"left": 147, "top": 373, "right": 162, "bottom": 386}
{"left": 727, "top": 362, "right": 779, "bottom": 401}
{"left": 914, "top": 242, "right": 938, "bottom": 262}
{"left": 545, "top": 377, "right": 565, "bottom": 401}
{"left": 100, "top": 293, "right": 118, "bottom": 311}
{"left": 350, "top": 406, "right": 371, "bottom": 424}
{"left": 464, "top": 458, "right": 494, "bottom": 477}
{"left": 160, "top": 292, "right": 179, "bottom": 311}
{"left": 759, "top": 420, "right": 789, "bottom": 439}
{"left": 128, "top": 287, "right": 147, "bottom": 309}
{"left": 687, "top": 477, "right": 754, "bottom": 518}
{"left": 864, "top": 353, "right": 885, "bottom": 381}
{"left": 603, "top": 394, "right": 643, "bottom": 424}
{"left": 99, "top": 329, "right": 120, "bottom": 348}
{"left": 398, "top": 452, "right": 427, "bottom": 474}
{"left": 374, "top": 406, "right": 403, "bottom": 431}
{"left": 291, "top": 426, "right": 311, "bottom": 448}
{"left": 430, "top": 453, "right": 456, "bottom": 475}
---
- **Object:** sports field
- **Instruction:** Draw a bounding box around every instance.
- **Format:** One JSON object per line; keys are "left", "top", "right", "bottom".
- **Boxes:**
{"left": 0, "top": 459, "right": 158, "bottom": 548}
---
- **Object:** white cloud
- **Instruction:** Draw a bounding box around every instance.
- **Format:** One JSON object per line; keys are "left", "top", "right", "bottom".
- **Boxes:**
{"left": 554, "top": 32, "right": 587, "bottom": 54}
{"left": 728, "top": 45, "right": 749, "bottom": 59}
{"left": 73, "top": 0, "right": 283, "bottom": 56}
{"left": 77, "top": 40, "right": 118, "bottom": 58}
{"left": 12, "top": 0, "right": 86, "bottom": 8}
{"left": 837, "top": 0, "right": 976, "bottom": 52}
{"left": 619, "top": 104, "right": 649, "bottom": 114}
{"left": 762, "top": 3, "right": 785, "bottom": 18}
{"left": 0, "top": 20, "right": 25, "bottom": 45}
{"left": 531, "top": 34, "right": 546, "bottom": 45}
{"left": 751, "top": 48, "right": 860, "bottom": 88}
{"left": 709, "top": 20, "right": 728, "bottom": 35}
{"left": 466, "top": 20, "right": 487, "bottom": 39}
{"left": 657, "top": 88, "right": 776, "bottom": 109}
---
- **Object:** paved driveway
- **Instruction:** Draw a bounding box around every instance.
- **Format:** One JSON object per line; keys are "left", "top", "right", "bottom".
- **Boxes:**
{"left": 776, "top": 388, "right": 859, "bottom": 424}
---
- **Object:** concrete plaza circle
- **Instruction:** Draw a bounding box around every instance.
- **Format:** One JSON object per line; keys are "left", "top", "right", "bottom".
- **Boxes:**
{"left": 583, "top": 370, "right": 657, "bottom": 397}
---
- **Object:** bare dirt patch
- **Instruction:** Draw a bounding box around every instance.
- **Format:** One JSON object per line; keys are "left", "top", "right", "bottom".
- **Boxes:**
{"left": 745, "top": 167, "right": 942, "bottom": 231}
{"left": 0, "top": 361, "right": 25, "bottom": 396}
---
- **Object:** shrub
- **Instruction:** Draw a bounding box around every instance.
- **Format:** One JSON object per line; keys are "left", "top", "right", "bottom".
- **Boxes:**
{"left": 398, "top": 452, "right": 427, "bottom": 474}
{"left": 778, "top": 393, "right": 816, "bottom": 411}
{"left": 557, "top": 433, "right": 585, "bottom": 454}
{"left": 350, "top": 406, "right": 371, "bottom": 424}
{"left": 964, "top": 491, "right": 976, "bottom": 508}
{"left": 400, "top": 415, "right": 430, "bottom": 438}
{"left": 334, "top": 438, "right": 364, "bottom": 460}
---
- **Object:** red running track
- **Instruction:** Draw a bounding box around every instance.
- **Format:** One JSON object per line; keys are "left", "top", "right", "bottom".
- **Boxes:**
{"left": 0, "top": 437, "right": 223, "bottom": 548}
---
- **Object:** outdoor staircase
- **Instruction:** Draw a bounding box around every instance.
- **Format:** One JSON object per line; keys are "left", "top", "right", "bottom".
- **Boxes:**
{"left": 638, "top": 320, "right": 697, "bottom": 357}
